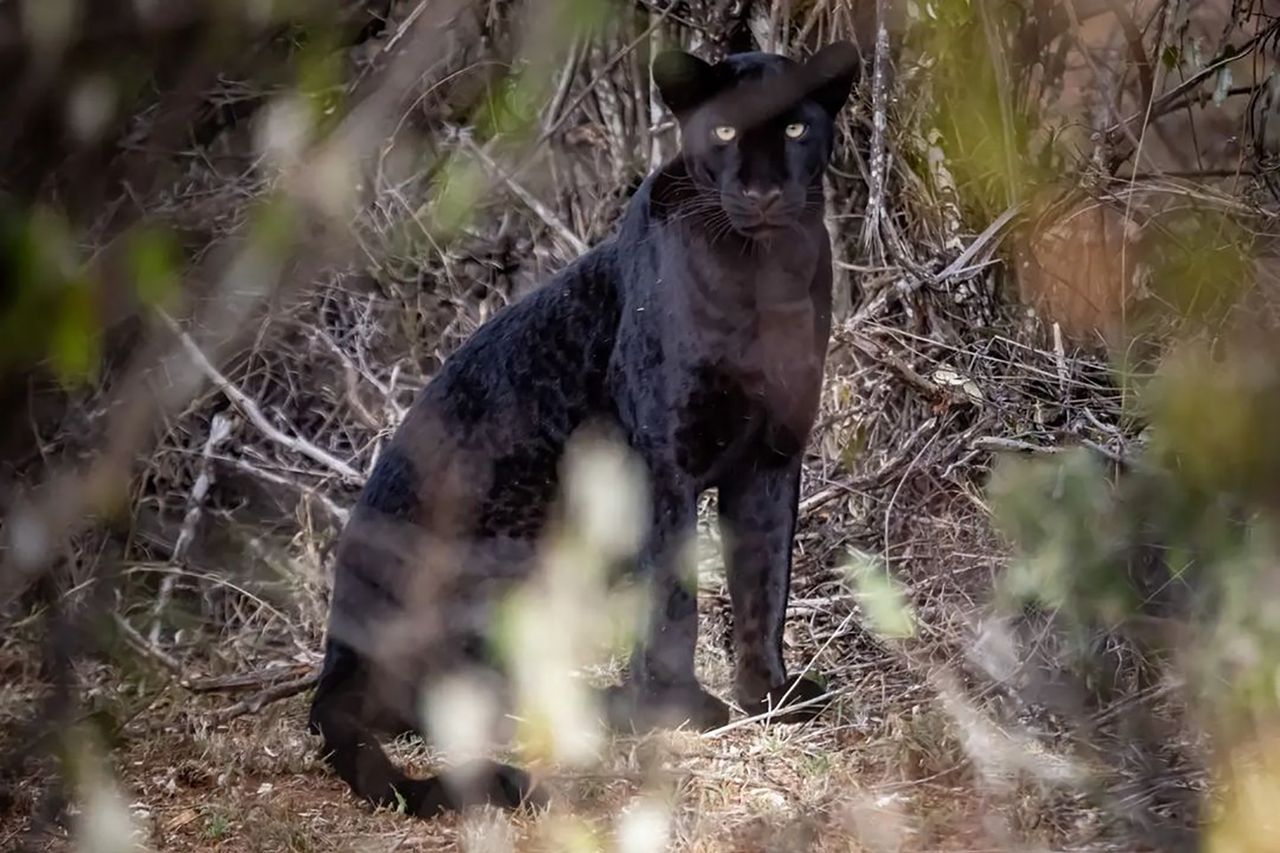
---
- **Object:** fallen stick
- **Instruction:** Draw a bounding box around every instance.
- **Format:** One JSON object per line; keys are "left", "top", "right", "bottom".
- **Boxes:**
{"left": 212, "top": 672, "right": 320, "bottom": 723}
{"left": 113, "top": 613, "right": 184, "bottom": 677}
{"left": 186, "top": 664, "right": 315, "bottom": 693}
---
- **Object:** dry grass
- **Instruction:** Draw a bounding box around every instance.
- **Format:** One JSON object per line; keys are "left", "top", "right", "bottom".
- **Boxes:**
{"left": 0, "top": 557, "right": 1122, "bottom": 852}
{"left": 0, "top": 394, "right": 1178, "bottom": 852}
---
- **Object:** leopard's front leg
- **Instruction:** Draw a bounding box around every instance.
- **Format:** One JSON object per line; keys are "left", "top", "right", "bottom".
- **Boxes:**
{"left": 718, "top": 454, "right": 828, "bottom": 722}
{"left": 606, "top": 466, "right": 730, "bottom": 732}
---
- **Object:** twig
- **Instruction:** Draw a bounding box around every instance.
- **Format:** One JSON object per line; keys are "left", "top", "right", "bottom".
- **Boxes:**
{"left": 860, "top": 0, "right": 890, "bottom": 260}
{"left": 935, "top": 202, "right": 1024, "bottom": 283}
{"left": 150, "top": 412, "right": 234, "bottom": 643}
{"left": 1103, "top": 29, "right": 1273, "bottom": 157}
{"left": 701, "top": 687, "right": 846, "bottom": 738}
{"left": 315, "top": 331, "right": 388, "bottom": 430}
{"left": 647, "top": 18, "right": 665, "bottom": 172}
{"left": 1052, "top": 322, "right": 1068, "bottom": 393}
{"left": 800, "top": 417, "right": 941, "bottom": 520}
{"left": 382, "top": 0, "right": 430, "bottom": 54}
{"left": 124, "top": 564, "right": 293, "bottom": 624}
{"left": 224, "top": 455, "right": 351, "bottom": 525}
{"left": 798, "top": 485, "right": 854, "bottom": 520}
{"left": 973, "top": 436, "right": 1070, "bottom": 455}
{"left": 972, "top": 435, "right": 1129, "bottom": 466}
{"left": 848, "top": 333, "right": 949, "bottom": 404}
{"left": 1079, "top": 437, "right": 1130, "bottom": 467}
{"left": 1123, "top": 168, "right": 1256, "bottom": 180}
{"left": 186, "top": 663, "right": 315, "bottom": 693}
{"left": 543, "top": 35, "right": 583, "bottom": 132}
{"left": 1100, "top": 0, "right": 1154, "bottom": 107}
{"left": 794, "top": 0, "right": 830, "bottom": 46}
{"left": 827, "top": 195, "right": 853, "bottom": 316}
{"left": 113, "top": 613, "right": 185, "bottom": 678}
{"left": 158, "top": 310, "right": 363, "bottom": 484}
{"left": 459, "top": 135, "right": 589, "bottom": 255}
{"left": 211, "top": 672, "right": 319, "bottom": 722}
{"left": 535, "top": 2, "right": 677, "bottom": 149}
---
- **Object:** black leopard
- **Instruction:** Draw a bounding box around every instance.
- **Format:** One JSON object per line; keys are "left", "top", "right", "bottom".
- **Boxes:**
{"left": 308, "top": 42, "right": 860, "bottom": 818}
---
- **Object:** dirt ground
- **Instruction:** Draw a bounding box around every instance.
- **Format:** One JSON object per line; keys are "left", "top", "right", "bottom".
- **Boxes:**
{"left": 1, "top": 491, "right": 1143, "bottom": 852}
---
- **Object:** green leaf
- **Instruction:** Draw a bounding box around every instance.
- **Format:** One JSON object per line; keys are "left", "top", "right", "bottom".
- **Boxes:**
{"left": 50, "top": 279, "right": 99, "bottom": 384}
{"left": 840, "top": 424, "right": 868, "bottom": 469}
{"left": 391, "top": 785, "right": 407, "bottom": 815}
{"left": 844, "top": 552, "right": 916, "bottom": 639}
{"left": 429, "top": 157, "right": 486, "bottom": 238}
{"left": 0, "top": 207, "right": 102, "bottom": 385}
{"left": 1213, "top": 67, "right": 1234, "bottom": 106}
{"left": 129, "top": 226, "right": 180, "bottom": 307}
{"left": 251, "top": 196, "right": 299, "bottom": 255}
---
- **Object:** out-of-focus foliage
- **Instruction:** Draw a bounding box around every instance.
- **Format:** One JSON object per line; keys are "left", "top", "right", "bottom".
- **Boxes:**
{"left": 0, "top": 207, "right": 99, "bottom": 385}
{"left": 845, "top": 550, "right": 917, "bottom": 640}
{"left": 1117, "top": 204, "right": 1257, "bottom": 349}
{"left": 990, "top": 450, "right": 1133, "bottom": 623}
{"left": 989, "top": 238, "right": 1280, "bottom": 849}
{"left": 906, "top": 0, "right": 1061, "bottom": 221}
{"left": 497, "top": 435, "right": 647, "bottom": 766}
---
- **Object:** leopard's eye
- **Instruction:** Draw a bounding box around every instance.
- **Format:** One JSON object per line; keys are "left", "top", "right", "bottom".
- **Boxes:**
{"left": 784, "top": 122, "right": 808, "bottom": 140}
{"left": 712, "top": 125, "right": 737, "bottom": 142}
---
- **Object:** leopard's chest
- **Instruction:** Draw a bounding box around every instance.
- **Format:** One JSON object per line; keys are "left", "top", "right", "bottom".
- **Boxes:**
{"left": 672, "top": 363, "right": 761, "bottom": 483}
{"left": 671, "top": 319, "right": 825, "bottom": 483}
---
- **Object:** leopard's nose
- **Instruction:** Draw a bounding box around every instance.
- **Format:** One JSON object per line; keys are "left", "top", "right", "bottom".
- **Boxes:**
{"left": 742, "top": 186, "right": 783, "bottom": 216}
{"left": 742, "top": 187, "right": 783, "bottom": 203}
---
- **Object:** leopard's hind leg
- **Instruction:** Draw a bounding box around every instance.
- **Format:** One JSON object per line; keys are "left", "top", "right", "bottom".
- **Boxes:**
{"left": 308, "top": 639, "right": 543, "bottom": 818}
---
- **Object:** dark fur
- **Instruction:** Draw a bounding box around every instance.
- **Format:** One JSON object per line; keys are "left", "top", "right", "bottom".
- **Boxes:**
{"left": 309, "top": 44, "right": 859, "bottom": 817}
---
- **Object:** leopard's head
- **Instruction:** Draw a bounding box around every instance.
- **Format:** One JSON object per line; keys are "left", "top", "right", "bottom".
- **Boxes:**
{"left": 652, "top": 43, "right": 859, "bottom": 239}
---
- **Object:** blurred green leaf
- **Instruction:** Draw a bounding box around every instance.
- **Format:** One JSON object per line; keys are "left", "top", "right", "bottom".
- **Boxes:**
{"left": 250, "top": 195, "right": 300, "bottom": 255}
{"left": 911, "top": 0, "right": 1048, "bottom": 219}
{"left": 989, "top": 451, "right": 1133, "bottom": 622}
{"left": 477, "top": 74, "right": 545, "bottom": 141}
{"left": 0, "top": 205, "right": 101, "bottom": 385}
{"left": 1144, "top": 342, "right": 1280, "bottom": 503}
{"left": 429, "top": 157, "right": 487, "bottom": 238}
{"left": 845, "top": 551, "right": 915, "bottom": 639}
{"left": 1142, "top": 207, "right": 1252, "bottom": 332}
{"left": 128, "top": 226, "right": 181, "bottom": 308}
{"left": 295, "top": 25, "right": 345, "bottom": 133}
{"left": 50, "top": 278, "right": 99, "bottom": 383}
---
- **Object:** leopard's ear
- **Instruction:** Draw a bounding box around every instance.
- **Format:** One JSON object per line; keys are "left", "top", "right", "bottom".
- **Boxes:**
{"left": 652, "top": 51, "right": 719, "bottom": 117}
{"left": 804, "top": 41, "right": 860, "bottom": 117}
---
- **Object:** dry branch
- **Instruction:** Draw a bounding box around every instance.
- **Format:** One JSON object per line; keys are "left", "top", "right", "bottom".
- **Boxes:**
{"left": 186, "top": 663, "right": 316, "bottom": 693}
{"left": 149, "top": 412, "right": 235, "bottom": 644}
{"left": 159, "top": 310, "right": 363, "bottom": 485}
{"left": 211, "top": 672, "right": 320, "bottom": 722}
{"left": 860, "top": 0, "right": 891, "bottom": 259}
{"left": 1103, "top": 26, "right": 1276, "bottom": 167}
{"left": 225, "top": 456, "right": 352, "bottom": 525}
{"left": 113, "top": 612, "right": 184, "bottom": 677}
{"left": 461, "top": 136, "right": 590, "bottom": 255}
